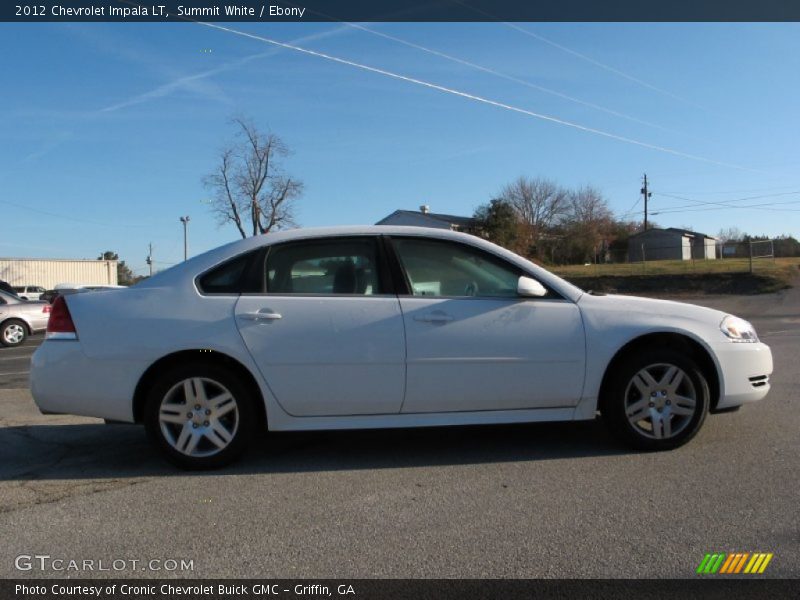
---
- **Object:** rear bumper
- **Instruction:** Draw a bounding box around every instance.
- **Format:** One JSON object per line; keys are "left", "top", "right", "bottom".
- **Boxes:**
{"left": 714, "top": 341, "right": 773, "bottom": 409}
{"left": 30, "top": 340, "right": 143, "bottom": 422}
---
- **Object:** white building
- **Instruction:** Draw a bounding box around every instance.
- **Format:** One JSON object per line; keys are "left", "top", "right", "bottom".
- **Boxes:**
{"left": 0, "top": 258, "right": 118, "bottom": 289}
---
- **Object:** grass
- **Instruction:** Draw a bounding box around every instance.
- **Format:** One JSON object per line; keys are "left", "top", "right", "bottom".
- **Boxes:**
{"left": 551, "top": 256, "right": 800, "bottom": 277}
{"left": 550, "top": 257, "right": 800, "bottom": 295}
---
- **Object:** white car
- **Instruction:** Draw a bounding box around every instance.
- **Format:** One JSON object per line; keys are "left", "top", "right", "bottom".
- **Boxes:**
{"left": 0, "top": 290, "right": 50, "bottom": 347}
{"left": 30, "top": 226, "right": 772, "bottom": 469}
{"left": 53, "top": 283, "right": 126, "bottom": 290}
{"left": 13, "top": 285, "right": 46, "bottom": 301}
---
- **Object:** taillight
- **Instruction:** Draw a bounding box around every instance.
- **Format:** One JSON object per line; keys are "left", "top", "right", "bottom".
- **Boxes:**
{"left": 42, "top": 304, "right": 52, "bottom": 314}
{"left": 46, "top": 296, "right": 78, "bottom": 340}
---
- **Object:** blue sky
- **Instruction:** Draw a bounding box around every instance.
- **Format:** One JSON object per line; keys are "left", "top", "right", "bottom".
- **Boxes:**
{"left": 1, "top": 22, "right": 799, "bottom": 274}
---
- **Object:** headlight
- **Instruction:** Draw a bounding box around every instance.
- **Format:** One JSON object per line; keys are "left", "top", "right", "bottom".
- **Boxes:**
{"left": 720, "top": 315, "right": 759, "bottom": 343}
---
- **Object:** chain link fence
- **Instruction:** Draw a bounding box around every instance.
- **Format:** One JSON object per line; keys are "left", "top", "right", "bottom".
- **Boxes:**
{"left": 550, "top": 239, "right": 792, "bottom": 278}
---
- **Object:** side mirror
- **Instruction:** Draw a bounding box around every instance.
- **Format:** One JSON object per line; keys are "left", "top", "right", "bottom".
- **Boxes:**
{"left": 517, "top": 276, "right": 548, "bottom": 298}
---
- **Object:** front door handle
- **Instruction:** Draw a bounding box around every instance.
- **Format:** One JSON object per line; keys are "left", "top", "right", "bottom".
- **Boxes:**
{"left": 414, "top": 311, "right": 454, "bottom": 324}
{"left": 239, "top": 310, "right": 282, "bottom": 322}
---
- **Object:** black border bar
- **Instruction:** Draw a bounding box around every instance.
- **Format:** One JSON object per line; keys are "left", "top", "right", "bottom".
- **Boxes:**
{"left": 3, "top": 579, "right": 800, "bottom": 600}
{"left": 4, "top": 1, "right": 800, "bottom": 22}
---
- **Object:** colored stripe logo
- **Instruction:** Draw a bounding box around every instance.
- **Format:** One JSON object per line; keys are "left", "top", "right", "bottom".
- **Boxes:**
{"left": 696, "top": 552, "right": 773, "bottom": 574}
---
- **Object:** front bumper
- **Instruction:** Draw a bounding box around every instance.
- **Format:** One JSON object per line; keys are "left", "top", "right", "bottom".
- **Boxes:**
{"left": 714, "top": 341, "right": 773, "bottom": 410}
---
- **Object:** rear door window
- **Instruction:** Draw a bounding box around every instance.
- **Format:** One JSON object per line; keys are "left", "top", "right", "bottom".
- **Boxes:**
{"left": 265, "top": 238, "right": 382, "bottom": 295}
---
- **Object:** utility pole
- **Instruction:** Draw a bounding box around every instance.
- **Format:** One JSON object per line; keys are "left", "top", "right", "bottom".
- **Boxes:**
{"left": 640, "top": 174, "right": 652, "bottom": 231}
{"left": 180, "top": 216, "right": 190, "bottom": 261}
{"left": 146, "top": 243, "right": 153, "bottom": 277}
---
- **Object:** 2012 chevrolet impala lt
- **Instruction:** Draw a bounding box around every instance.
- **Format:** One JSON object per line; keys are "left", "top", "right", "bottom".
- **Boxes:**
{"left": 30, "top": 226, "right": 773, "bottom": 469}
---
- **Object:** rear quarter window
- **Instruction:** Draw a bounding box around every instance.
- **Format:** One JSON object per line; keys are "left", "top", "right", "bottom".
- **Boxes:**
{"left": 197, "top": 250, "right": 261, "bottom": 294}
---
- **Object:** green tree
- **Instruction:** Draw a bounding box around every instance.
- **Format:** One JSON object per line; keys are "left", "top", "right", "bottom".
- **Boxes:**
{"left": 473, "top": 198, "right": 520, "bottom": 250}
{"left": 774, "top": 235, "right": 800, "bottom": 257}
{"left": 97, "top": 251, "right": 136, "bottom": 285}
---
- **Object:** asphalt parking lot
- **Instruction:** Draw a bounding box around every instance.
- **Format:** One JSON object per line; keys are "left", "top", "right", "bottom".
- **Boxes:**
{"left": 1, "top": 289, "right": 798, "bottom": 579}
{"left": 0, "top": 335, "right": 40, "bottom": 390}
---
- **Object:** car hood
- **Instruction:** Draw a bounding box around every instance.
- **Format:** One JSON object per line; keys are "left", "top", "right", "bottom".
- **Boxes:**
{"left": 578, "top": 292, "right": 730, "bottom": 325}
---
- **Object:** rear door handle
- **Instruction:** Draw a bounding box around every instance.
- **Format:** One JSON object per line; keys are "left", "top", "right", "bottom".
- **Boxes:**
{"left": 239, "top": 310, "right": 282, "bottom": 322}
{"left": 414, "top": 312, "right": 454, "bottom": 324}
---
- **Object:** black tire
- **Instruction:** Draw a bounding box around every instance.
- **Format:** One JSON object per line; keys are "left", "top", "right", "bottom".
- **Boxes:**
{"left": 144, "top": 362, "right": 258, "bottom": 469}
{"left": 1, "top": 319, "right": 28, "bottom": 348}
{"left": 601, "top": 349, "right": 710, "bottom": 451}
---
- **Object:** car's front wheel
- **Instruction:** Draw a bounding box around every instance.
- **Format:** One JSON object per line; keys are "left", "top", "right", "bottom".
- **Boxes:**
{"left": 1, "top": 319, "right": 28, "bottom": 347}
{"left": 144, "top": 363, "right": 257, "bottom": 469}
{"left": 601, "top": 349, "right": 710, "bottom": 451}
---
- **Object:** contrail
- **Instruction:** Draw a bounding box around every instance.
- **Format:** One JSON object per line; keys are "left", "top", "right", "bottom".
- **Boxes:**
{"left": 344, "top": 22, "right": 680, "bottom": 134}
{"left": 501, "top": 23, "right": 707, "bottom": 111}
{"left": 100, "top": 61, "right": 245, "bottom": 112}
{"left": 101, "top": 26, "right": 350, "bottom": 113}
{"left": 446, "top": 0, "right": 705, "bottom": 110}
{"left": 196, "top": 21, "right": 755, "bottom": 172}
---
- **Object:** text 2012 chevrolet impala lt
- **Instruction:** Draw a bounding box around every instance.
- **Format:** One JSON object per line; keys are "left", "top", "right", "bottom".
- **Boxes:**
{"left": 30, "top": 227, "right": 773, "bottom": 468}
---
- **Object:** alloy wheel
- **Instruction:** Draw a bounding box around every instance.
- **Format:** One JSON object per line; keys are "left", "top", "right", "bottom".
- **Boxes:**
{"left": 158, "top": 377, "right": 239, "bottom": 457}
{"left": 3, "top": 323, "right": 25, "bottom": 345}
{"left": 623, "top": 362, "right": 698, "bottom": 440}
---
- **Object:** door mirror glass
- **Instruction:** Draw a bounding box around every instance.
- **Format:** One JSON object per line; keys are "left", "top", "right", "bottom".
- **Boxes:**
{"left": 517, "top": 276, "right": 547, "bottom": 298}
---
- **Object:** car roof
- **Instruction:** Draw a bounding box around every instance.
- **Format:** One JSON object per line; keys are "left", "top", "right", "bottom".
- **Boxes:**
{"left": 134, "top": 225, "right": 584, "bottom": 302}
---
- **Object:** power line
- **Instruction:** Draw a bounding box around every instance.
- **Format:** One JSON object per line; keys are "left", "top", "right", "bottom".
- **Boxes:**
{"left": 657, "top": 184, "right": 800, "bottom": 196}
{"left": 194, "top": 21, "right": 757, "bottom": 172}
{"left": 0, "top": 199, "right": 156, "bottom": 228}
{"left": 652, "top": 190, "right": 800, "bottom": 212}
{"left": 618, "top": 196, "right": 642, "bottom": 219}
{"left": 651, "top": 195, "right": 800, "bottom": 215}
{"left": 652, "top": 200, "right": 800, "bottom": 215}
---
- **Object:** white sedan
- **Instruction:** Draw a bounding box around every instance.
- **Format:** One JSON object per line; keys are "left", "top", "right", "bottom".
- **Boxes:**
{"left": 30, "top": 226, "right": 773, "bottom": 469}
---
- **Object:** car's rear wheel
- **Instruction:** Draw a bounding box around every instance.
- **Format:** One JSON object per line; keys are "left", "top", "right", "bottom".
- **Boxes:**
{"left": 144, "top": 363, "right": 257, "bottom": 469}
{"left": 1, "top": 319, "right": 27, "bottom": 347}
{"left": 601, "top": 349, "right": 710, "bottom": 451}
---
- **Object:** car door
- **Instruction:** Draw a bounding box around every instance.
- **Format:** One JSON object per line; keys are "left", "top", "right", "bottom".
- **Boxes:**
{"left": 390, "top": 237, "right": 586, "bottom": 413}
{"left": 234, "top": 236, "right": 406, "bottom": 417}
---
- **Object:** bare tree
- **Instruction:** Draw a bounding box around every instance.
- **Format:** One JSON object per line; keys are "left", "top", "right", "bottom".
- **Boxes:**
{"left": 204, "top": 118, "right": 303, "bottom": 238}
{"left": 717, "top": 227, "right": 744, "bottom": 243}
{"left": 563, "top": 186, "right": 614, "bottom": 263}
{"left": 497, "top": 176, "right": 568, "bottom": 255}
